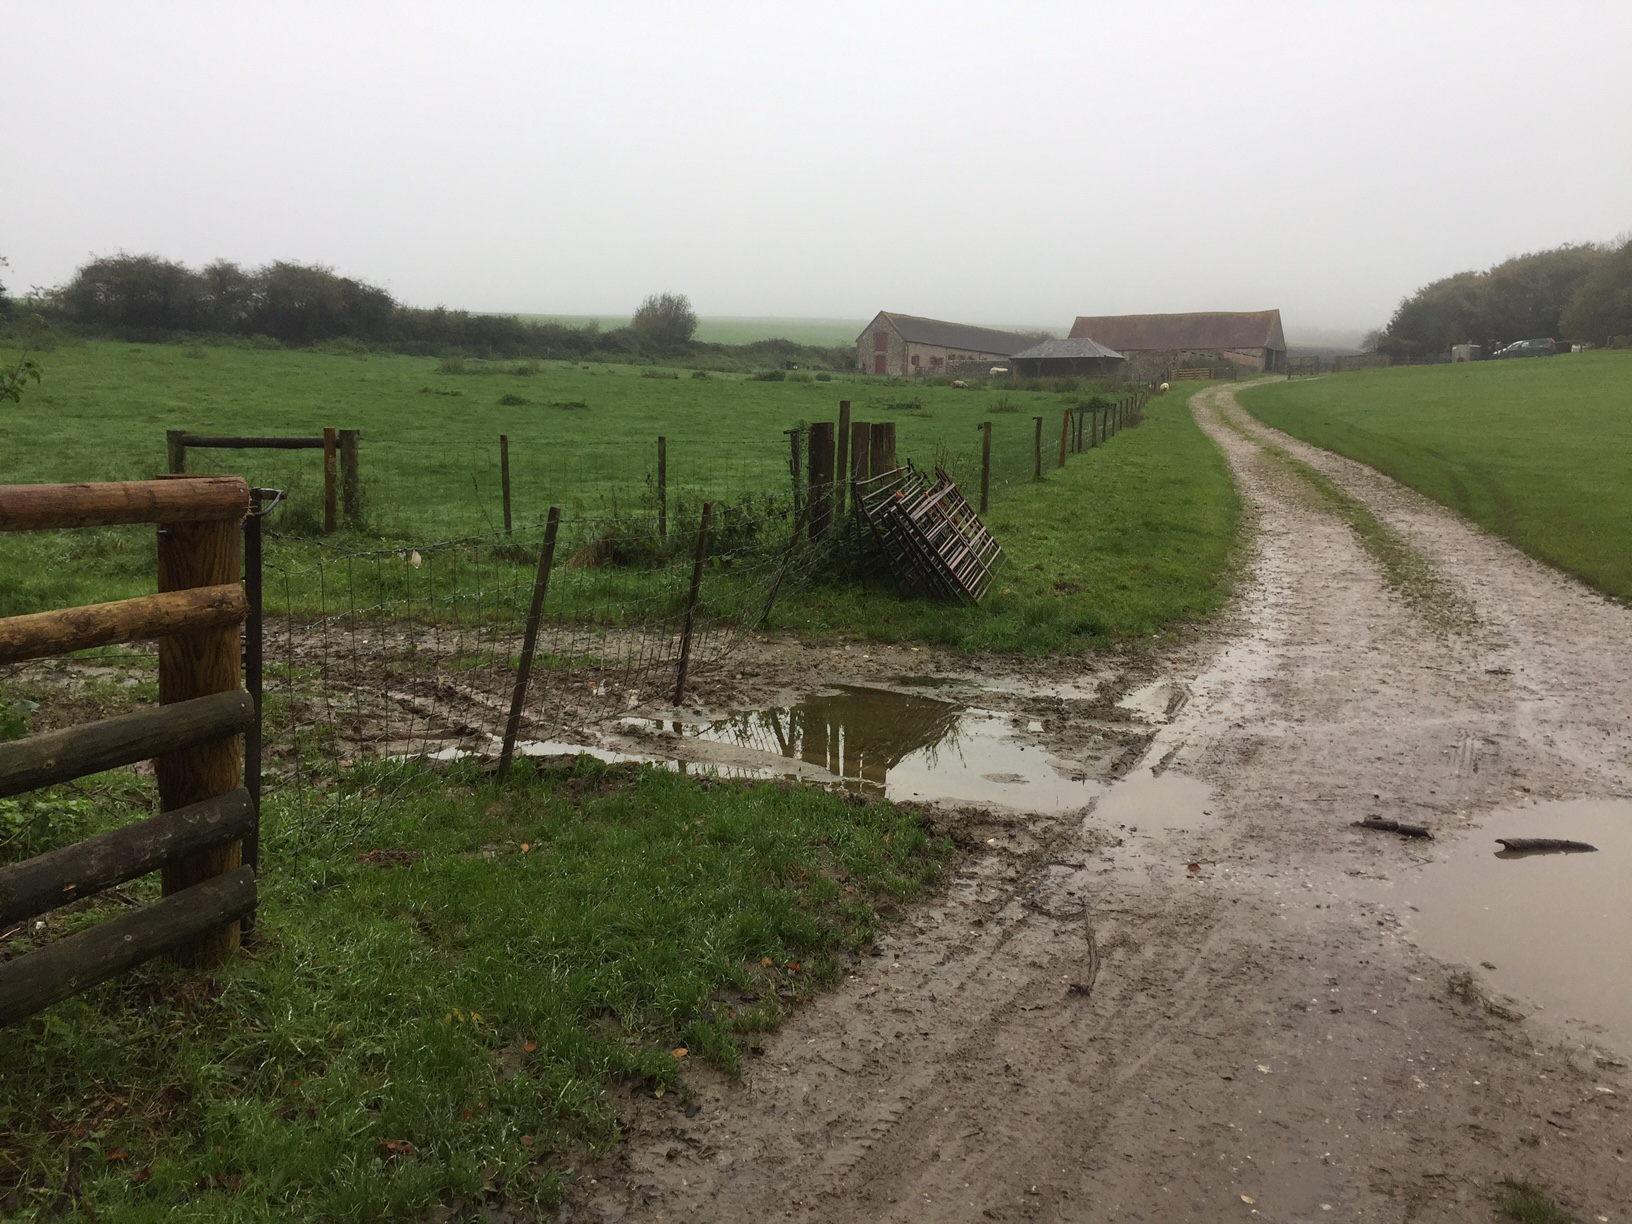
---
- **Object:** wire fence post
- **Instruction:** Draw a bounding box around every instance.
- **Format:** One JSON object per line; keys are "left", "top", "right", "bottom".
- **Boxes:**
{"left": 1058, "top": 410, "right": 1069, "bottom": 469}
{"left": 979, "top": 420, "right": 992, "bottom": 514}
{"left": 339, "top": 429, "right": 361, "bottom": 526}
{"left": 834, "top": 401, "right": 850, "bottom": 520}
{"left": 322, "top": 427, "right": 338, "bottom": 533}
{"left": 657, "top": 435, "right": 667, "bottom": 541}
{"left": 241, "top": 488, "right": 264, "bottom": 932}
{"left": 673, "top": 501, "right": 713, "bottom": 708}
{"left": 785, "top": 428, "right": 804, "bottom": 536}
{"left": 500, "top": 434, "right": 512, "bottom": 536}
{"left": 1033, "top": 416, "right": 1043, "bottom": 479}
{"left": 499, "top": 506, "right": 562, "bottom": 775}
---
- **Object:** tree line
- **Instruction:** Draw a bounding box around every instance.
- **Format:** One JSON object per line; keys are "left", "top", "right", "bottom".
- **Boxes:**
{"left": 4, "top": 254, "right": 851, "bottom": 369}
{"left": 1371, "top": 236, "right": 1632, "bottom": 359}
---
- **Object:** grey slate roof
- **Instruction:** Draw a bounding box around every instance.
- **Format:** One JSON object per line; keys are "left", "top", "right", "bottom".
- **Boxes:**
{"left": 865, "top": 312, "right": 1036, "bottom": 357}
{"left": 1068, "top": 310, "right": 1285, "bottom": 352}
{"left": 1012, "top": 337, "right": 1125, "bottom": 361}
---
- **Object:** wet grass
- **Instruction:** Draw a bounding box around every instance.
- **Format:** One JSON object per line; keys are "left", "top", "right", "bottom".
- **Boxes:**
{"left": 1238, "top": 352, "right": 1632, "bottom": 600}
{"left": 1497, "top": 1179, "right": 1580, "bottom": 1223}
{"left": 0, "top": 757, "right": 949, "bottom": 1220}
{"left": 1222, "top": 411, "right": 1474, "bottom": 633}
{"left": 767, "top": 382, "right": 1242, "bottom": 653}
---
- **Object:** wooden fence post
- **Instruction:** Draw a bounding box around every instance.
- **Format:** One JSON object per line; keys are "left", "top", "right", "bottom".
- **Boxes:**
{"left": 1034, "top": 417, "right": 1043, "bottom": 479}
{"left": 242, "top": 491, "right": 263, "bottom": 927}
{"left": 979, "top": 421, "right": 992, "bottom": 514}
{"left": 155, "top": 499, "right": 245, "bottom": 968}
{"left": 657, "top": 435, "right": 667, "bottom": 541}
{"left": 834, "top": 402, "right": 850, "bottom": 519}
{"left": 851, "top": 420, "right": 871, "bottom": 485}
{"left": 808, "top": 422, "right": 835, "bottom": 540}
{"left": 322, "top": 427, "right": 337, "bottom": 533}
{"left": 673, "top": 502, "right": 712, "bottom": 707}
{"left": 499, "top": 434, "right": 512, "bottom": 536}
{"left": 166, "top": 430, "right": 187, "bottom": 475}
{"left": 499, "top": 506, "right": 561, "bottom": 775}
{"left": 338, "top": 429, "right": 361, "bottom": 526}
{"left": 871, "top": 422, "right": 895, "bottom": 473}
{"left": 1058, "top": 410, "right": 1069, "bottom": 468}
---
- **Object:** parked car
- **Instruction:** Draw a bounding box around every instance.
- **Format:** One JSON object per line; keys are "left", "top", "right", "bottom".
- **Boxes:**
{"left": 1493, "top": 338, "right": 1557, "bottom": 358}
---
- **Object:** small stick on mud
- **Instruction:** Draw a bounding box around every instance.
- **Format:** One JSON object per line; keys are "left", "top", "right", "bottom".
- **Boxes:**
{"left": 1495, "top": 838, "right": 1597, "bottom": 853}
{"left": 1354, "top": 816, "right": 1433, "bottom": 839}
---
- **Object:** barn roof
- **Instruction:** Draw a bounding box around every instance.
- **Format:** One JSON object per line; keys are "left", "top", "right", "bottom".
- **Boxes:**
{"left": 1067, "top": 310, "right": 1285, "bottom": 352}
{"left": 865, "top": 312, "right": 1037, "bottom": 356}
{"left": 1012, "top": 337, "right": 1125, "bottom": 361}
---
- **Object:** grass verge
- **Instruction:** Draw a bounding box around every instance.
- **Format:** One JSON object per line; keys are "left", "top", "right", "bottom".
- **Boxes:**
{"left": 1498, "top": 1179, "right": 1580, "bottom": 1223}
{"left": 1238, "top": 352, "right": 1632, "bottom": 600}
{"left": 0, "top": 758, "right": 949, "bottom": 1220}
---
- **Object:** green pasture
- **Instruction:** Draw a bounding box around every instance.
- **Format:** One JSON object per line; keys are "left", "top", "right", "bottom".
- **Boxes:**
{"left": 0, "top": 342, "right": 1239, "bottom": 653}
{"left": 0, "top": 756, "right": 947, "bottom": 1220}
{"left": 1239, "top": 352, "right": 1632, "bottom": 599}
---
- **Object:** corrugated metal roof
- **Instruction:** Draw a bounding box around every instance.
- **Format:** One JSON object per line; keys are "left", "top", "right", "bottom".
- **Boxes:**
{"left": 1067, "top": 310, "right": 1285, "bottom": 352}
{"left": 1012, "top": 337, "right": 1125, "bottom": 361}
{"left": 863, "top": 312, "right": 1037, "bottom": 356}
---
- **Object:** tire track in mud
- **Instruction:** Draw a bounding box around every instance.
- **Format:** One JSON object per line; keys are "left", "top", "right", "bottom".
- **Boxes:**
{"left": 571, "top": 381, "right": 1632, "bottom": 1224}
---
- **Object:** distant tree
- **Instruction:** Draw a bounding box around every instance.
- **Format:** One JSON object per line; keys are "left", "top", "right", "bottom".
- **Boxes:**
{"left": 59, "top": 253, "right": 204, "bottom": 332}
{"left": 0, "top": 255, "right": 12, "bottom": 320}
{"left": 1376, "top": 243, "right": 1608, "bottom": 359}
{"left": 1359, "top": 328, "right": 1384, "bottom": 353}
{"left": 253, "top": 262, "right": 395, "bottom": 344}
{"left": 197, "top": 259, "right": 258, "bottom": 333}
{"left": 1560, "top": 237, "right": 1632, "bottom": 347}
{"left": 630, "top": 292, "right": 697, "bottom": 350}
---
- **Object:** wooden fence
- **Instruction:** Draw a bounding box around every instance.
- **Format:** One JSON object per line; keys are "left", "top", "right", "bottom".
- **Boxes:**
{"left": 167, "top": 428, "right": 359, "bottom": 531}
{"left": 0, "top": 476, "right": 261, "bottom": 1025}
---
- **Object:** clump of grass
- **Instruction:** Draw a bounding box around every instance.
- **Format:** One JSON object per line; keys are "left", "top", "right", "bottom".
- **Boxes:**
{"left": 1497, "top": 1180, "right": 1580, "bottom": 1223}
{"left": 640, "top": 369, "right": 679, "bottom": 380}
{"left": 436, "top": 356, "right": 467, "bottom": 375}
{"left": 0, "top": 758, "right": 949, "bottom": 1218}
{"left": 753, "top": 369, "right": 786, "bottom": 382}
{"left": 549, "top": 400, "right": 588, "bottom": 411}
{"left": 497, "top": 393, "right": 529, "bottom": 406}
{"left": 988, "top": 396, "right": 1020, "bottom": 413}
{"left": 690, "top": 370, "right": 709, "bottom": 379}
{"left": 418, "top": 385, "right": 462, "bottom": 397}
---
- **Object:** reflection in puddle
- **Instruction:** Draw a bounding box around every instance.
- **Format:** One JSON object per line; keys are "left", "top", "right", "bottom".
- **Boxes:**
{"left": 1389, "top": 799, "right": 1632, "bottom": 1049}
{"left": 1092, "top": 769, "right": 1214, "bottom": 832}
{"left": 687, "top": 685, "right": 1098, "bottom": 812}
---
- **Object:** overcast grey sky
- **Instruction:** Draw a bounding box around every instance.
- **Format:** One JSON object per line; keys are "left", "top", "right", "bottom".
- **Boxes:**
{"left": 3, "top": 1, "right": 1629, "bottom": 336}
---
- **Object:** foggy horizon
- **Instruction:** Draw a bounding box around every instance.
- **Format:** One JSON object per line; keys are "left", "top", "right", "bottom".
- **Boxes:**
{"left": 3, "top": 1, "right": 1629, "bottom": 337}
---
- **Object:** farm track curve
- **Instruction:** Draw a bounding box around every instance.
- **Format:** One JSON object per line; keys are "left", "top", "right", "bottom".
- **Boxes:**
{"left": 569, "top": 380, "right": 1632, "bottom": 1223}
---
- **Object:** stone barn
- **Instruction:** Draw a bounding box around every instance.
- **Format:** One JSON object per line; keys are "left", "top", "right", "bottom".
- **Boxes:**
{"left": 1067, "top": 310, "right": 1287, "bottom": 379}
{"left": 857, "top": 312, "right": 1034, "bottom": 377}
{"left": 1009, "top": 337, "right": 1125, "bottom": 380}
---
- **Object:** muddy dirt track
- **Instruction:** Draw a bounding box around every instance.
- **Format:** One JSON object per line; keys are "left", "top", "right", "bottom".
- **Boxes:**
{"left": 569, "top": 382, "right": 1632, "bottom": 1222}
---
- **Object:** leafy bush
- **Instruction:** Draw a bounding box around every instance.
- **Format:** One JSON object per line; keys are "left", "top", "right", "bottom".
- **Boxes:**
{"left": 641, "top": 369, "right": 680, "bottom": 380}
{"left": 690, "top": 370, "right": 709, "bottom": 379}
{"left": 437, "top": 356, "right": 467, "bottom": 375}
{"left": 753, "top": 369, "right": 786, "bottom": 382}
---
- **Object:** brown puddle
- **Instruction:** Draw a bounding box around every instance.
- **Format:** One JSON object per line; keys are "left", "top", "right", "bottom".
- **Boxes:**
{"left": 679, "top": 685, "right": 1100, "bottom": 812}
{"left": 1387, "top": 799, "right": 1632, "bottom": 1050}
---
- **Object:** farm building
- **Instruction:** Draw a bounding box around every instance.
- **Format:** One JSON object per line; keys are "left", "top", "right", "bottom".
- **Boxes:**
{"left": 1009, "top": 337, "right": 1125, "bottom": 379}
{"left": 858, "top": 312, "right": 1035, "bottom": 377}
{"left": 1067, "top": 310, "right": 1287, "bottom": 379}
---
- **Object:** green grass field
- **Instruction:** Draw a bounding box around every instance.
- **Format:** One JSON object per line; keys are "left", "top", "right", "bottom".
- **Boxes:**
{"left": 1239, "top": 352, "right": 1632, "bottom": 599}
{"left": 0, "top": 342, "right": 1240, "bottom": 653}
{"left": 0, "top": 757, "right": 947, "bottom": 1220}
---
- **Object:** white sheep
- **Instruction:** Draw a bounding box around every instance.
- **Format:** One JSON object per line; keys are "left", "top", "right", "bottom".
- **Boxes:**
{"left": 1158, "top": 382, "right": 1170, "bottom": 395}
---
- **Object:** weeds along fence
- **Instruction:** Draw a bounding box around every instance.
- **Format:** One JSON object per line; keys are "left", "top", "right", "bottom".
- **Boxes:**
{"left": 0, "top": 477, "right": 260, "bottom": 1025}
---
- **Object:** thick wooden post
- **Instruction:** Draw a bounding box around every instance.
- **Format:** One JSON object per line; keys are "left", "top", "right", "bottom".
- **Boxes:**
{"left": 1034, "top": 417, "right": 1043, "bottom": 479}
{"left": 1059, "top": 410, "right": 1070, "bottom": 468}
{"left": 850, "top": 420, "right": 872, "bottom": 486}
{"left": 657, "top": 436, "right": 667, "bottom": 541}
{"left": 499, "top": 507, "right": 561, "bottom": 774}
{"left": 808, "top": 422, "right": 835, "bottom": 540}
{"left": 499, "top": 434, "right": 512, "bottom": 536}
{"left": 166, "top": 430, "right": 188, "bottom": 475}
{"left": 834, "top": 402, "right": 851, "bottom": 519}
{"left": 322, "top": 427, "right": 337, "bottom": 533}
{"left": 979, "top": 421, "right": 992, "bottom": 514}
{"left": 673, "top": 502, "right": 712, "bottom": 708}
{"left": 338, "top": 429, "right": 361, "bottom": 526}
{"left": 155, "top": 501, "right": 246, "bottom": 968}
{"left": 870, "top": 422, "right": 895, "bottom": 473}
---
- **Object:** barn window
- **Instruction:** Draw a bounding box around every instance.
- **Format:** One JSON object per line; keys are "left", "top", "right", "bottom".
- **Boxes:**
{"left": 911, "top": 354, "right": 920, "bottom": 366}
{"left": 874, "top": 332, "right": 889, "bottom": 352}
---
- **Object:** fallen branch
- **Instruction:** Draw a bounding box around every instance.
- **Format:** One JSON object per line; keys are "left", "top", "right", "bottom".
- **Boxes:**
{"left": 1353, "top": 816, "right": 1433, "bottom": 839}
{"left": 1495, "top": 838, "right": 1596, "bottom": 853}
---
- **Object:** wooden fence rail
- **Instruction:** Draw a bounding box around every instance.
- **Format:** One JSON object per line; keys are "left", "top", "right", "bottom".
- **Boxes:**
{"left": 167, "top": 429, "right": 359, "bottom": 529}
{"left": 0, "top": 475, "right": 259, "bottom": 1024}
